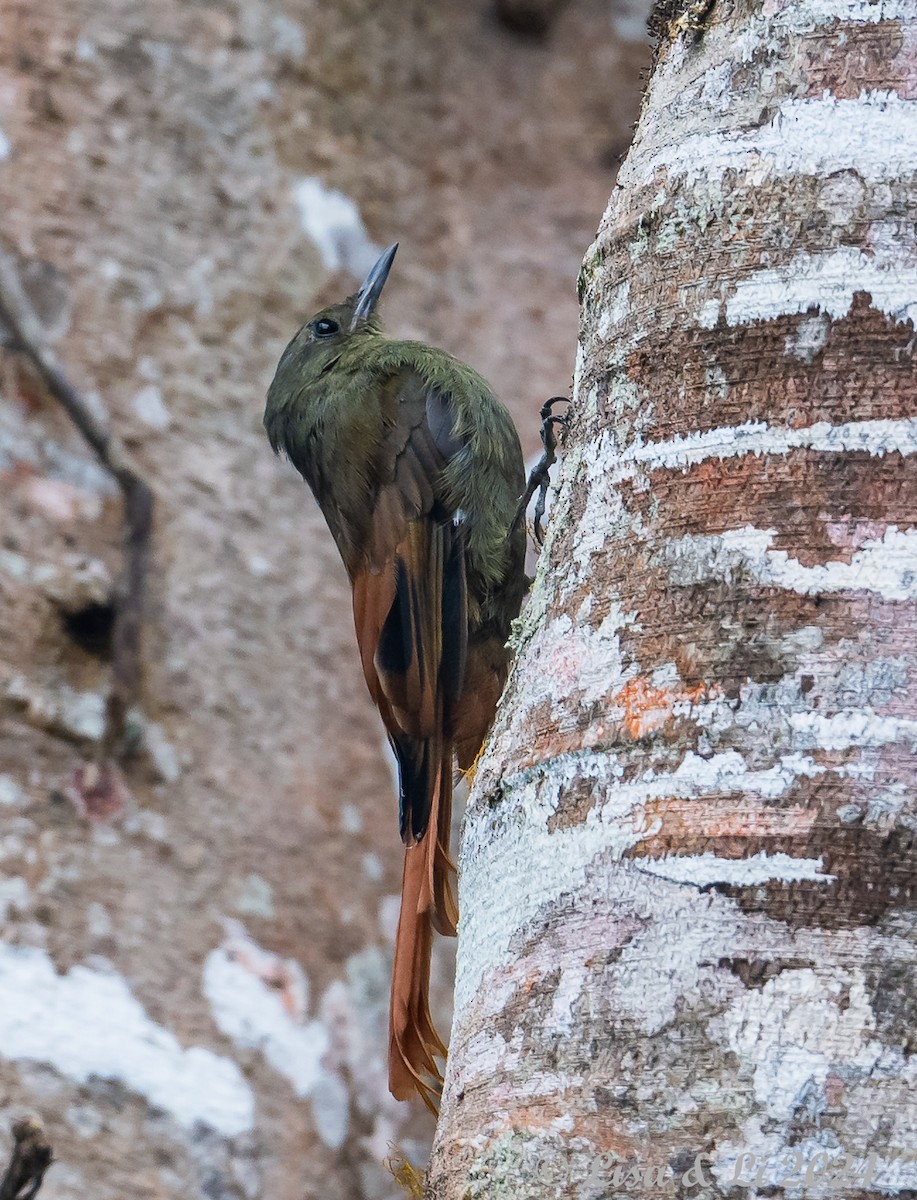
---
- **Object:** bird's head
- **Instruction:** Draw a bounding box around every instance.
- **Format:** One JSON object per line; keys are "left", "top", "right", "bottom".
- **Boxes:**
{"left": 268, "top": 242, "right": 398, "bottom": 393}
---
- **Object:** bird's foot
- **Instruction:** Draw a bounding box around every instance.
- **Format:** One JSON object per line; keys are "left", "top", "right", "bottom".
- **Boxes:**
{"left": 512, "top": 396, "right": 571, "bottom": 546}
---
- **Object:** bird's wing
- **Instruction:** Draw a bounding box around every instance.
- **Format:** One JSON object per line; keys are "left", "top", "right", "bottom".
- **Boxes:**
{"left": 350, "top": 368, "right": 469, "bottom": 845}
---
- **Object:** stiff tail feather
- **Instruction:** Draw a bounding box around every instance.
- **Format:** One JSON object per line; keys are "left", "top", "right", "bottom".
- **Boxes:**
{"left": 420, "top": 743, "right": 458, "bottom": 937}
{"left": 388, "top": 843, "right": 445, "bottom": 1112}
{"left": 389, "top": 747, "right": 457, "bottom": 1108}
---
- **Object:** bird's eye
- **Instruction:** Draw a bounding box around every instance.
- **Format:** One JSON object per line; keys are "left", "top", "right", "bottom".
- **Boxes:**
{"left": 313, "top": 317, "right": 340, "bottom": 338}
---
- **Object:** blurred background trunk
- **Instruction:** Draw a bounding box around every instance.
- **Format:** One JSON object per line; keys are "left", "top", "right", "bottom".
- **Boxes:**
{"left": 429, "top": 0, "right": 917, "bottom": 1195}
{"left": 0, "top": 1, "right": 652, "bottom": 1198}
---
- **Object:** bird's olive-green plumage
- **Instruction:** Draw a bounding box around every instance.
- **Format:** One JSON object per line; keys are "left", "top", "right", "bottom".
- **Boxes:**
{"left": 264, "top": 243, "right": 526, "bottom": 1107}
{"left": 265, "top": 305, "right": 524, "bottom": 606}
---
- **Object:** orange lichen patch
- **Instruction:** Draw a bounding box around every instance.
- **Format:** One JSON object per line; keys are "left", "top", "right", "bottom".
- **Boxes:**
{"left": 484, "top": 679, "right": 717, "bottom": 785}
{"left": 631, "top": 795, "right": 819, "bottom": 855}
{"left": 500, "top": 1112, "right": 651, "bottom": 1167}
{"left": 611, "top": 676, "right": 711, "bottom": 740}
{"left": 487, "top": 1104, "right": 633, "bottom": 1157}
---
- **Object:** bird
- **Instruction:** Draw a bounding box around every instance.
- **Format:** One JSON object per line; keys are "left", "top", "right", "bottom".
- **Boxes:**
{"left": 264, "top": 244, "right": 527, "bottom": 1108}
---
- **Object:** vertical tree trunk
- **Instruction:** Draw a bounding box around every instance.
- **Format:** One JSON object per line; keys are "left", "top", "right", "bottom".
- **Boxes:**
{"left": 428, "top": 1, "right": 917, "bottom": 1195}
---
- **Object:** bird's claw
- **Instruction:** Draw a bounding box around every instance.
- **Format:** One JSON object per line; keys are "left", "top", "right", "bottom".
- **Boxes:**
{"left": 512, "top": 396, "right": 571, "bottom": 546}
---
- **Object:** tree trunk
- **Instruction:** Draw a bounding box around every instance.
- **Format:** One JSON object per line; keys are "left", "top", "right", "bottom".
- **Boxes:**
{"left": 428, "top": 2, "right": 917, "bottom": 1195}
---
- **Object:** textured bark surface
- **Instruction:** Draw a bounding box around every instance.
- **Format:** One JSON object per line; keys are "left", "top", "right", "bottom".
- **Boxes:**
{"left": 430, "top": 1, "right": 917, "bottom": 1195}
{"left": 0, "top": 3, "right": 649, "bottom": 1199}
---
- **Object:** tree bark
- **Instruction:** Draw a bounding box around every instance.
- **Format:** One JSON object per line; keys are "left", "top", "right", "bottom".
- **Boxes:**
{"left": 428, "top": 1, "right": 917, "bottom": 1195}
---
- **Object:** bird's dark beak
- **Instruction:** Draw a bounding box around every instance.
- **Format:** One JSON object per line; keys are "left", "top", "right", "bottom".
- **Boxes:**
{"left": 350, "top": 243, "right": 398, "bottom": 330}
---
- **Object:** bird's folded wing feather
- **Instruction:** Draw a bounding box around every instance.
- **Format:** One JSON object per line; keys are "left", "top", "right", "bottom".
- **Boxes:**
{"left": 349, "top": 369, "right": 468, "bottom": 843}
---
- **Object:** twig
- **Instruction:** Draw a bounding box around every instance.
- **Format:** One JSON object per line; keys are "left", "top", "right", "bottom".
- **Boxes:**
{"left": 0, "top": 1117, "right": 52, "bottom": 1200}
{"left": 0, "top": 243, "right": 154, "bottom": 758}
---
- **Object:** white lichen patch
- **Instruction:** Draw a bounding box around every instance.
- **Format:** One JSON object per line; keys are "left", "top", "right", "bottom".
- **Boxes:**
{"left": 232, "top": 874, "right": 275, "bottom": 920}
{"left": 511, "top": 606, "right": 634, "bottom": 714}
{"left": 630, "top": 92, "right": 917, "bottom": 189}
{"left": 612, "top": 417, "right": 917, "bottom": 481}
{"left": 0, "top": 776, "right": 27, "bottom": 807}
{"left": 0, "top": 943, "right": 253, "bottom": 1135}
{"left": 712, "top": 969, "right": 885, "bottom": 1120}
{"left": 661, "top": 524, "right": 917, "bottom": 602}
{"left": 132, "top": 384, "right": 172, "bottom": 430}
{"left": 548, "top": 963, "right": 591, "bottom": 1034}
{"left": 203, "top": 926, "right": 347, "bottom": 1149}
{"left": 789, "top": 709, "right": 917, "bottom": 752}
{"left": 632, "top": 750, "right": 821, "bottom": 803}
{"left": 786, "top": 312, "right": 832, "bottom": 361}
{"left": 724, "top": 246, "right": 917, "bottom": 328}
{"left": 634, "top": 850, "right": 835, "bottom": 886}
{"left": 0, "top": 876, "right": 28, "bottom": 920}
{"left": 868, "top": 1150, "right": 917, "bottom": 1191}
{"left": 3, "top": 677, "right": 106, "bottom": 743}
{"left": 641, "top": 0, "right": 915, "bottom": 140}
{"left": 457, "top": 761, "right": 659, "bottom": 1013}
{"left": 204, "top": 945, "right": 326, "bottom": 1096}
{"left": 679, "top": 668, "right": 917, "bottom": 760}
{"left": 292, "top": 177, "right": 381, "bottom": 277}
{"left": 461, "top": 747, "right": 835, "bottom": 1013}
{"left": 316, "top": 956, "right": 419, "bottom": 1157}
{"left": 597, "top": 280, "right": 630, "bottom": 338}
{"left": 563, "top": 429, "right": 639, "bottom": 594}
{"left": 762, "top": 0, "right": 914, "bottom": 29}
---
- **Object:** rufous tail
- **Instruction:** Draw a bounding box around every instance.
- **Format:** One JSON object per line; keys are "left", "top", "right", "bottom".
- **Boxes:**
{"left": 388, "top": 748, "right": 457, "bottom": 1109}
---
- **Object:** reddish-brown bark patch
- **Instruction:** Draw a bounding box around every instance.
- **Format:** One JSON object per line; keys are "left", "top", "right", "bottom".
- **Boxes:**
{"left": 621, "top": 299, "right": 917, "bottom": 445}
{"left": 803, "top": 21, "right": 909, "bottom": 99}
{"left": 632, "top": 794, "right": 820, "bottom": 852}
{"left": 616, "top": 453, "right": 917, "bottom": 567}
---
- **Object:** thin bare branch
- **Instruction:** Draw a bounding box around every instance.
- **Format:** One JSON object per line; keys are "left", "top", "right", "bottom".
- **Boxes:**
{"left": 0, "top": 243, "right": 154, "bottom": 758}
